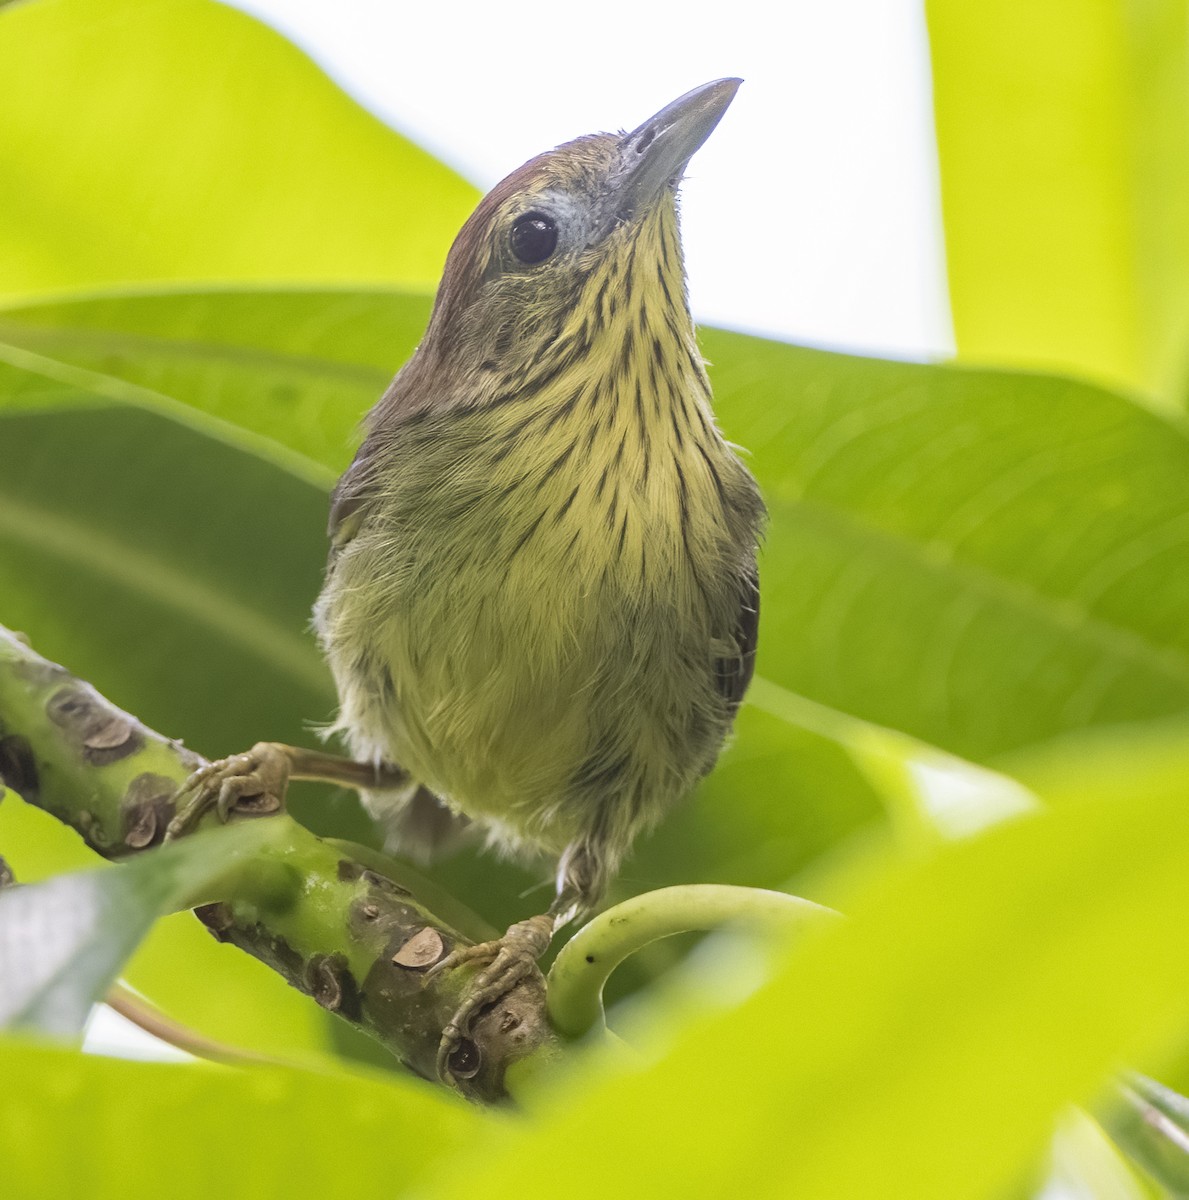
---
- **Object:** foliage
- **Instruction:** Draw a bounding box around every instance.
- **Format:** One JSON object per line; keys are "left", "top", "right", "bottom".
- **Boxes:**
{"left": 1, "top": 0, "right": 1187, "bottom": 1195}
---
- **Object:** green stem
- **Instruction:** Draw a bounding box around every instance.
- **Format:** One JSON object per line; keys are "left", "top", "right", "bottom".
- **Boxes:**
{"left": 547, "top": 883, "right": 839, "bottom": 1040}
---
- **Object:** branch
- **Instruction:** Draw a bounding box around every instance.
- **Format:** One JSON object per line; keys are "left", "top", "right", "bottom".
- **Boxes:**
{"left": 0, "top": 626, "right": 561, "bottom": 1103}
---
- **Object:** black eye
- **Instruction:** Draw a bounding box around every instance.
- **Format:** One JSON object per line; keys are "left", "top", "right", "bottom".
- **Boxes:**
{"left": 510, "top": 212, "right": 558, "bottom": 264}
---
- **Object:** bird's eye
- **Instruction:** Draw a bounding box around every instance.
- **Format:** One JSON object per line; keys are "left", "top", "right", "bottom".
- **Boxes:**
{"left": 510, "top": 212, "right": 558, "bottom": 264}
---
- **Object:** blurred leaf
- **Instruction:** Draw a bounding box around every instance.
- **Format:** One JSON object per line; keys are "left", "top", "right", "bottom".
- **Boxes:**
{"left": 1000, "top": 711, "right": 1189, "bottom": 811}
{"left": 0, "top": 1035, "right": 478, "bottom": 1199}
{"left": 0, "top": 0, "right": 477, "bottom": 303}
{"left": 1106, "top": 1075, "right": 1189, "bottom": 1194}
{"left": 927, "top": 0, "right": 1189, "bottom": 402}
{"left": 424, "top": 766, "right": 1189, "bottom": 1200}
{"left": 0, "top": 403, "right": 333, "bottom": 761}
{"left": 0, "top": 823, "right": 276, "bottom": 1035}
{"left": 0, "top": 773, "right": 338, "bottom": 1064}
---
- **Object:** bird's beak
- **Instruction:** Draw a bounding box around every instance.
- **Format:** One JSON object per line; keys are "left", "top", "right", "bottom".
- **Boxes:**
{"left": 598, "top": 78, "right": 741, "bottom": 236}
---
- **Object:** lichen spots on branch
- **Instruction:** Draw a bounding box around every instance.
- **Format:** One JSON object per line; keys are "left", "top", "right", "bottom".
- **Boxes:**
{"left": 306, "top": 953, "right": 361, "bottom": 1018}
{"left": 393, "top": 926, "right": 447, "bottom": 970}
{"left": 121, "top": 772, "right": 177, "bottom": 850}
{"left": 45, "top": 685, "right": 142, "bottom": 765}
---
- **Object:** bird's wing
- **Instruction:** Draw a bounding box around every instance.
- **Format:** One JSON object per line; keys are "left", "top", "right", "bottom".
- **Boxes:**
{"left": 326, "top": 453, "right": 374, "bottom": 560}
{"left": 328, "top": 376, "right": 411, "bottom": 559}
{"left": 714, "top": 563, "right": 760, "bottom": 711}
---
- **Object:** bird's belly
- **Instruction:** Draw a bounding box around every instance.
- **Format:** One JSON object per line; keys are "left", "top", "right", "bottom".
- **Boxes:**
{"left": 330, "top": 529, "right": 727, "bottom": 855}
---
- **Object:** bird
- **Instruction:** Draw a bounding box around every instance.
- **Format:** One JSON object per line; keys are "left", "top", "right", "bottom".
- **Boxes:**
{"left": 173, "top": 78, "right": 765, "bottom": 1080}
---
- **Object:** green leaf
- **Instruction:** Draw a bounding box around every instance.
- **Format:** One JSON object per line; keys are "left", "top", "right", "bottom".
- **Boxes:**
{"left": 701, "top": 330, "right": 1189, "bottom": 762}
{"left": 0, "top": 0, "right": 477, "bottom": 303}
{"left": 0, "top": 287, "right": 424, "bottom": 474}
{"left": 999, "top": 711, "right": 1189, "bottom": 812}
{"left": 0, "top": 1035, "right": 478, "bottom": 1198}
{"left": 0, "top": 822, "right": 279, "bottom": 1035}
{"left": 0, "top": 403, "right": 333, "bottom": 760}
{"left": 927, "top": 0, "right": 1189, "bottom": 402}
{"left": 7, "top": 292, "right": 1189, "bottom": 768}
{"left": 422, "top": 766, "right": 1189, "bottom": 1200}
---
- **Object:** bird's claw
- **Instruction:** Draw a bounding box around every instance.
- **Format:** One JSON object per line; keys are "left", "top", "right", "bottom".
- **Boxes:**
{"left": 166, "top": 741, "right": 289, "bottom": 841}
{"left": 432, "top": 913, "right": 553, "bottom": 1084}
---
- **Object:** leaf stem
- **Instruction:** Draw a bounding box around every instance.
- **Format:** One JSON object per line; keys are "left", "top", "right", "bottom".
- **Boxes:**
{"left": 546, "top": 883, "right": 838, "bottom": 1040}
{"left": 103, "top": 981, "right": 281, "bottom": 1068}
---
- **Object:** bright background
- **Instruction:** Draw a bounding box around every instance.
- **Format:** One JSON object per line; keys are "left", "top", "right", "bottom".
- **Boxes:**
{"left": 226, "top": 0, "right": 953, "bottom": 361}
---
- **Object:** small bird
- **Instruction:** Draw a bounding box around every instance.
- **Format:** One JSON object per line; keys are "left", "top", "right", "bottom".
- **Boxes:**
{"left": 175, "top": 79, "right": 764, "bottom": 1077}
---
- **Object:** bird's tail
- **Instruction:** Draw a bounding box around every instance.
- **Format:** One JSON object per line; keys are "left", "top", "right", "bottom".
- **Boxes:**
{"left": 362, "top": 782, "right": 473, "bottom": 865}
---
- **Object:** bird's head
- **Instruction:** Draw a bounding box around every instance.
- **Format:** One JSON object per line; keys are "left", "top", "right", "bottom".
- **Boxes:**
{"left": 404, "top": 79, "right": 741, "bottom": 402}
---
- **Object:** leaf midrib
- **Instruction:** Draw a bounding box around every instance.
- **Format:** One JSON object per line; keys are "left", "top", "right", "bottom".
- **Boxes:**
{"left": 0, "top": 339, "right": 336, "bottom": 490}
{"left": 0, "top": 319, "right": 394, "bottom": 387}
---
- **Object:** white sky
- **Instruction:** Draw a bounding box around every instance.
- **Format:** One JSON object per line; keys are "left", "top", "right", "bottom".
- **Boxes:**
{"left": 226, "top": 0, "right": 954, "bottom": 361}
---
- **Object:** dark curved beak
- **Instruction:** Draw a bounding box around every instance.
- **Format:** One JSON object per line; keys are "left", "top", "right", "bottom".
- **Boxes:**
{"left": 599, "top": 78, "right": 741, "bottom": 234}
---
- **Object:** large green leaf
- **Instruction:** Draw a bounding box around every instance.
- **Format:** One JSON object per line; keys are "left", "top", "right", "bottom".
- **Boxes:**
{"left": 0, "top": 0, "right": 477, "bottom": 303}
{"left": 423, "top": 762, "right": 1189, "bottom": 1200}
{"left": 5, "top": 290, "right": 1187, "bottom": 765}
{"left": 0, "top": 1036, "right": 478, "bottom": 1199}
{"left": 1000, "top": 711, "right": 1189, "bottom": 812}
{"left": 0, "top": 403, "right": 333, "bottom": 762}
{"left": 927, "top": 0, "right": 1189, "bottom": 402}
{"left": 701, "top": 330, "right": 1189, "bottom": 762}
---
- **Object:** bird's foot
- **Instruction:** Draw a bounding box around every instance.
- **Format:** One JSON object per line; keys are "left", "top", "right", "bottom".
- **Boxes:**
{"left": 430, "top": 913, "right": 554, "bottom": 1085}
{"left": 166, "top": 741, "right": 289, "bottom": 840}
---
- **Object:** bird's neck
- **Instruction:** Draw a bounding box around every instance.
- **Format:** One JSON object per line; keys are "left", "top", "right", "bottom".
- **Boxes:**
{"left": 370, "top": 213, "right": 741, "bottom": 597}
{"left": 452, "top": 242, "right": 733, "bottom": 594}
